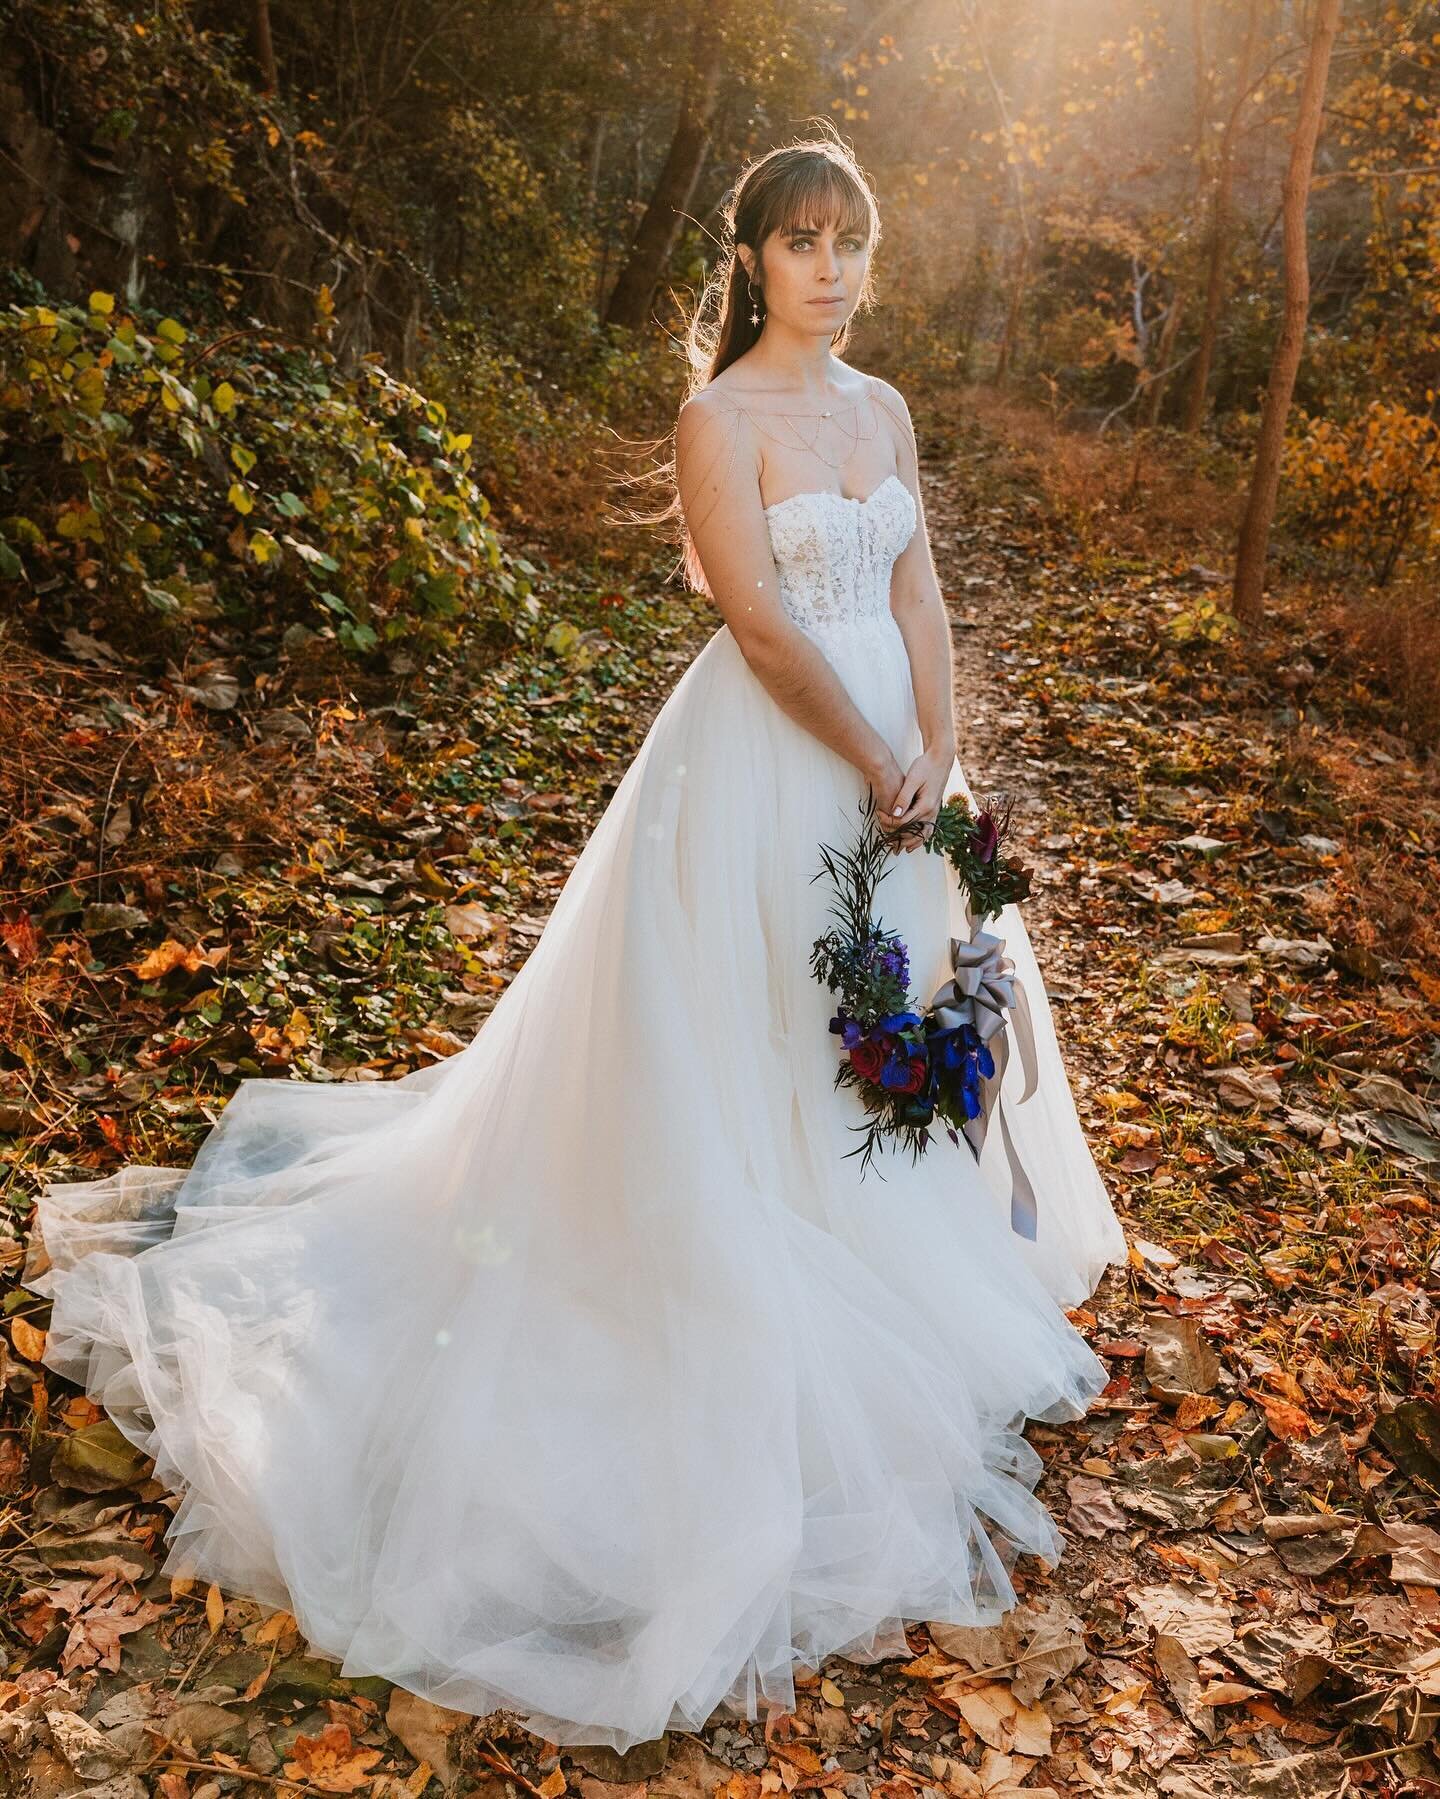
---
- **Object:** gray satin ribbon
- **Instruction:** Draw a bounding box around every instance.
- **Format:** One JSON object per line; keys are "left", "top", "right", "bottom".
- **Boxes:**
{"left": 929, "top": 924, "right": 1042, "bottom": 1241}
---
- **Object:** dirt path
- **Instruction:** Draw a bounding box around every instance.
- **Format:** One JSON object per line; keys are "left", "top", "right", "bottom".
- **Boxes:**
{"left": 922, "top": 437, "right": 1127, "bottom": 1127}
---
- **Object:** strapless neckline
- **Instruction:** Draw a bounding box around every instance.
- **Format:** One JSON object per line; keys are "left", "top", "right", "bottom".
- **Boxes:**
{"left": 761, "top": 472, "right": 908, "bottom": 520}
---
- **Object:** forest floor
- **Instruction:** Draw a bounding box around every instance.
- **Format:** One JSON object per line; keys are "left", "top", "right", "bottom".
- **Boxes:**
{"left": 2, "top": 390, "right": 1439, "bottom": 1799}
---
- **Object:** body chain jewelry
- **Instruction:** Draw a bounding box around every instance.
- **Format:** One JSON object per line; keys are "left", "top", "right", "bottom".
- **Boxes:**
{"left": 677, "top": 381, "right": 910, "bottom": 539}
{"left": 709, "top": 392, "right": 883, "bottom": 473}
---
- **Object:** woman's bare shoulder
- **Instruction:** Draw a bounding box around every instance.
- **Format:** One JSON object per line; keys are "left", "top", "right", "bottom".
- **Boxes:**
{"left": 862, "top": 370, "right": 912, "bottom": 419}
{"left": 675, "top": 388, "right": 760, "bottom": 518}
{"left": 677, "top": 385, "right": 752, "bottom": 459}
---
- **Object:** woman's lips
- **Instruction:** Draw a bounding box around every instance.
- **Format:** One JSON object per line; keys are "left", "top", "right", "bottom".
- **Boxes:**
{"left": 810, "top": 297, "right": 847, "bottom": 305}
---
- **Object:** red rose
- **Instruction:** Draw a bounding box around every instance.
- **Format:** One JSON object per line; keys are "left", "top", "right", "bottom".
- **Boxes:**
{"left": 896, "top": 1056, "right": 928, "bottom": 1094}
{"left": 850, "top": 1037, "right": 887, "bottom": 1084}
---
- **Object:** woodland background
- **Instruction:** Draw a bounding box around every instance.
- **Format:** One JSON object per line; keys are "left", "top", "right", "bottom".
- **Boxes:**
{"left": 1, "top": 3, "right": 1439, "bottom": 1798}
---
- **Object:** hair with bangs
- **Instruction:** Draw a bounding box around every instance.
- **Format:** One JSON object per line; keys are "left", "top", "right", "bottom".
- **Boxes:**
{"left": 607, "top": 124, "right": 884, "bottom": 595}
{"left": 686, "top": 127, "right": 881, "bottom": 393}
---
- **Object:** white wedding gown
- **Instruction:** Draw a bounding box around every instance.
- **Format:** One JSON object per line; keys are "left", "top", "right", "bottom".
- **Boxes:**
{"left": 26, "top": 470, "right": 1127, "bottom": 1753}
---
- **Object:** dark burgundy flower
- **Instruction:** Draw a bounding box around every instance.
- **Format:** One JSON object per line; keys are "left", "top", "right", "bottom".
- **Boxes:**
{"left": 850, "top": 1037, "right": 887, "bottom": 1084}
{"left": 973, "top": 811, "right": 999, "bottom": 864}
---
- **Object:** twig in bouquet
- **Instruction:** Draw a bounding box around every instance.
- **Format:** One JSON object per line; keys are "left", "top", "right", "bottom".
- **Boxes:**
{"left": 811, "top": 789, "right": 894, "bottom": 942}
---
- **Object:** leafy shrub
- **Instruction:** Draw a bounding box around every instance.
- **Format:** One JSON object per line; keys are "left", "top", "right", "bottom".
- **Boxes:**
{"left": 0, "top": 282, "right": 535, "bottom": 659}
{"left": 1283, "top": 399, "right": 1440, "bottom": 586}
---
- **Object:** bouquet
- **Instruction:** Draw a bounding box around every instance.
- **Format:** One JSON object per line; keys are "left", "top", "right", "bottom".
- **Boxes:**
{"left": 810, "top": 786, "right": 1041, "bottom": 1231}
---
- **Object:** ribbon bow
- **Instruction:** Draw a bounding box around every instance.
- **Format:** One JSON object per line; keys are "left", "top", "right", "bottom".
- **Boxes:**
{"left": 928, "top": 924, "right": 1042, "bottom": 1241}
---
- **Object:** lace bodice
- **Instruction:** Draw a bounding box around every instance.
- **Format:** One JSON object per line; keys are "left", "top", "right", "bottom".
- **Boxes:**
{"left": 762, "top": 474, "right": 917, "bottom": 639}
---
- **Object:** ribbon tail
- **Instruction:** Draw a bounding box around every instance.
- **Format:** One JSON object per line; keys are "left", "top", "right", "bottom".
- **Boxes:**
{"left": 995, "top": 1089, "right": 1040, "bottom": 1242}
{"left": 957, "top": 1028, "right": 1040, "bottom": 1242}
{"left": 1009, "top": 975, "right": 1042, "bottom": 1104}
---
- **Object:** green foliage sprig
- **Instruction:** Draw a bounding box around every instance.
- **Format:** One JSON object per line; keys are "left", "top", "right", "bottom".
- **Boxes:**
{"left": 900, "top": 790, "right": 1034, "bottom": 922}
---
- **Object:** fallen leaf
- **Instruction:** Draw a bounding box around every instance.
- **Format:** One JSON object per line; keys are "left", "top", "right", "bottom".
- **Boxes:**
{"left": 940, "top": 1680, "right": 1052, "bottom": 1757}
{"left": 1143, "top": 1318, "right": 1220, "bottom": 1403}
{"left": 1127, "top": 1584, "right": 1234, "bottom": 1654}
{"left": 1066, "top": 1473, "right": 1128, "bottom": 1537}
{"left": 1152, "top": 1633, "right": 1215, "bottom": 1742}
{"left": 282, "top": 1721, "right": 384, "bottom": 1793}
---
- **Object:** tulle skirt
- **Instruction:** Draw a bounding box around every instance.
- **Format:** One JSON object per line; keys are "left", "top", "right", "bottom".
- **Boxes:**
{"left": 25, "top": 615, "right": 1127, "bottom": 1752}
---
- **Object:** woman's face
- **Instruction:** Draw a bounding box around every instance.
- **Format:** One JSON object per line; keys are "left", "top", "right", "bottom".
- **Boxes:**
{"left": 742, "top": 215, "right": 871, "bottom": 338}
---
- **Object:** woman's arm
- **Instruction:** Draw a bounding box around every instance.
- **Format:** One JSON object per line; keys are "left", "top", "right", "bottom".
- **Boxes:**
{"left": 871, "top": 377, "right": 958, "bottom": 849}
{"left": 676, "top": 392, "right": 906, "bottom": 805}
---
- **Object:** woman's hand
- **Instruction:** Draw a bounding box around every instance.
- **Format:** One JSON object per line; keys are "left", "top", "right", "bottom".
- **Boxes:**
{"left": 876, "top": 742, "right": 954, "bottom": 854}
{"left": 866, "top": 750, "right": 905, "bottom": 836}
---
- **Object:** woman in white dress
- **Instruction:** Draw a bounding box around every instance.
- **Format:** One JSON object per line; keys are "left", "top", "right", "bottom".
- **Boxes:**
{"left": 25, "top": 135, "right": 1127, "bottom": 1754}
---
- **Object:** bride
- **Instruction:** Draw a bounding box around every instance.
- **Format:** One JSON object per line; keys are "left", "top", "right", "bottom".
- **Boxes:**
{"left": 25, "top": 135, "right": 1127, "bottom": 1755}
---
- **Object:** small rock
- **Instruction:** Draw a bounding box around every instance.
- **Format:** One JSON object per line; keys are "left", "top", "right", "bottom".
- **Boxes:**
{"left": 258, "top": 709, "right": 312, "bottom": 743}
{"left": 1172, "top": 834, "right": 1227, "bottom": 859}
{"left": 81, "top": 903, "right": 149, "bottom": 935}
{"left": 1256, "top": 934, "right": 1332, "bottom": 970}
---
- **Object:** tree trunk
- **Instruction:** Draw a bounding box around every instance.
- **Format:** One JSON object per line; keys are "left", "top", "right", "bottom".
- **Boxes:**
{"left": 1141, "top": 289, "right": 1187, "bottom": 428}
{"left": 251, "top": 0, "right": 278, "bottom": 94}
{"left": 604, "top": 29, "right": 721, "bottom": 331}
{"left": 1183, "top": 0, "right": 1262, "bottom": 432}
{"left": 1232, "top": 0, "right": 1342, "bottom": 624}
{"left": 991, "top": 235, "right": 1030, "bottom": 386}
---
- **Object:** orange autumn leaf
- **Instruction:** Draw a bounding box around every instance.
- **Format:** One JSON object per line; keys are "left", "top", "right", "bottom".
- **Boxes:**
{"left": 770, "top": 1742, "right": 824, "bottom": 1774}
{"left": 1, "top": 913, "right": 40, "bottom": 968}
{"left": 282, "top": 1721, "right": 384, "bottom": 1793}
{"left": 1407, "top": 963, "right": 1440, "bottom": 1006}
{"left": 1174, "top": 1391, "right": 1222, "bottom": 1430}
{"left": 96, "top": 1114, "right": 129, "bottom": 1153}
{"left": 10, "top": 1316, "right": 46, "bottom": 1361}
{"left": 1260, "top": 1366, "right": 1309, "bottom": 1407}
{"left": 1246, "top": 1387, "right": 1316, "bottom": 1442}
{"left": 133, "top": 939, "right": 204, "bottom": 980}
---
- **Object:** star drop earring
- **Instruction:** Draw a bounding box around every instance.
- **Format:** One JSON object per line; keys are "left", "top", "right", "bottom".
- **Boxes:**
{"left": 748, "top": 277, "right": 764, "bottom": 328}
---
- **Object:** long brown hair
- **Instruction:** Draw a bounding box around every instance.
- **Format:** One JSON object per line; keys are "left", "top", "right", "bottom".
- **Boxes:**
{"left": 617, "top": 124, "right": 884, "bottom": 595}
